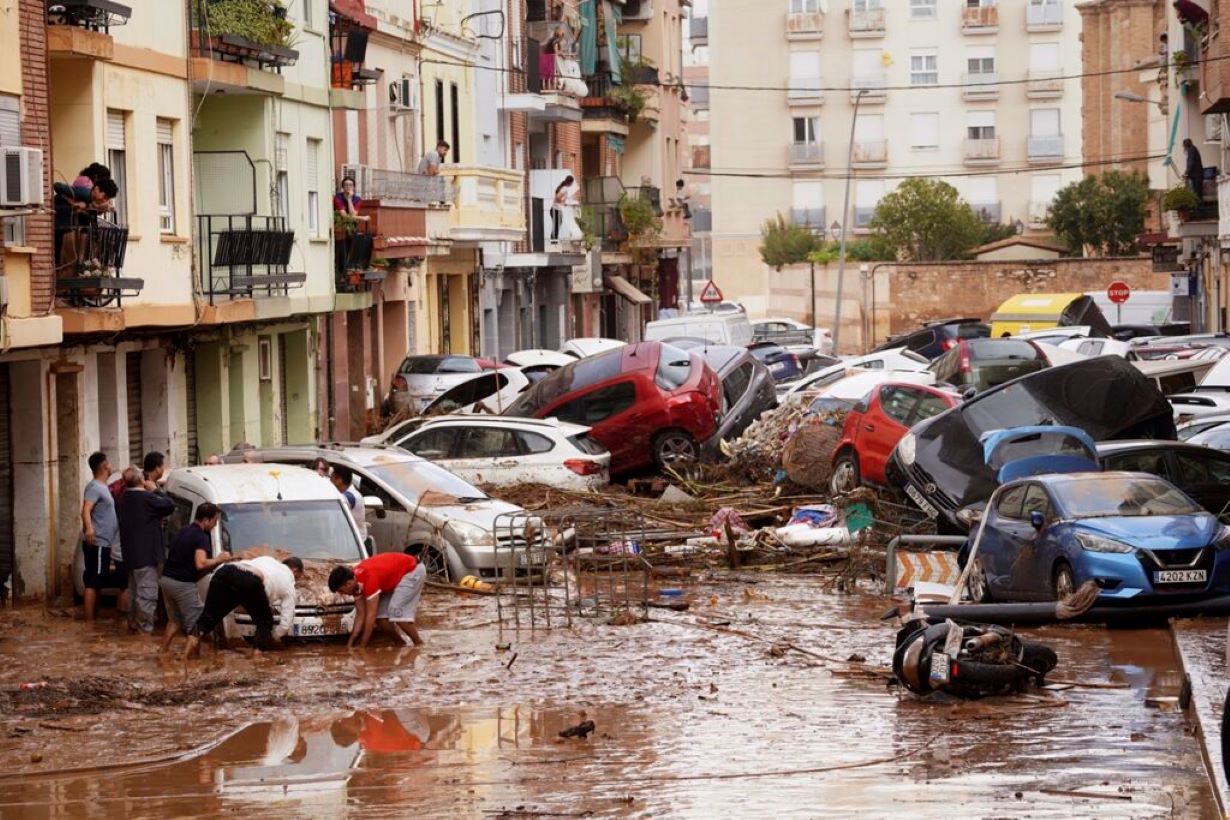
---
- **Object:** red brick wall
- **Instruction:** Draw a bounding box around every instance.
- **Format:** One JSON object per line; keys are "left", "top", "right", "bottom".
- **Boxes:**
{"left": 20, "top": 0, "right": 52, "bottom": 312}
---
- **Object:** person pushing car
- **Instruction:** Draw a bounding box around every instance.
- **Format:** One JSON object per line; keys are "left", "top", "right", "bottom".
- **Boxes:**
{"left": 184, "top": 555, "right": 303, "bottom": 657}
{"left": 328, "top": 553, "right": 426, "bottom": 648}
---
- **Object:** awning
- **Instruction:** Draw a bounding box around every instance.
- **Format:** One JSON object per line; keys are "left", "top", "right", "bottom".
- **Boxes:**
{"left": 606, "top": 274, "right": 651, "bottom": 305}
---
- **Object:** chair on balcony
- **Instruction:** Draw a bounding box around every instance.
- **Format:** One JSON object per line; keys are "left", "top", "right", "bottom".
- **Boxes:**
{"left": 55, "top": 221, "right": 143, "bottom": 308}
{"left": 199, "top": 216, "right": 305, "bottom": 300}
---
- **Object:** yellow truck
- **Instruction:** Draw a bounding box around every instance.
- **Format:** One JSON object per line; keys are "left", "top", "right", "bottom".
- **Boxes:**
{"left": 989, "top": 293, "right": 1112, "bottom": 337}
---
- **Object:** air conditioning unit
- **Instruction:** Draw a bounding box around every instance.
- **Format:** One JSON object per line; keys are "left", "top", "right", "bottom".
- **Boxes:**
{"left": 1, "top": 147, "right": 43, "bottom": 208}
{"left": 341, "top": 163, "right": 374, "bottom": 198}
{"left": 389, "top": 77, "right": 418, "bottom": 111}
{"left": 623, "top": 0, "right": 652, "bottom": 20}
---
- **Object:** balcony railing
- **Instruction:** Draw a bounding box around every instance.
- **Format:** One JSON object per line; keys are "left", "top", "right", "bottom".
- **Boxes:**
{"left": 786, "top": 11, "right": 823, "bottom": 39}
{"left": 971, "top": 202, "right": 1002, "bottom": 223}
{"left": 582, "top": 176, "right": 629, "bottom": 252}
{"left": 356, "top": 168, "right": 452, "bottom": 205}
{"left": 46, "top": 0, "right": 132, "bottom": 32}
{"left": 190, "top": 0, "right": 299, "bottom": 71}
{"left": 964, "top": 137, "right": 1000, "bottom": 164}
{"left": 330, "top": 13, "right": 378, "bottom": 91}
{"left": 961, "top": 5, "right": 998, "bottom": 32}
{"left": 1026, "top": 3, "right": 1062, "bottom": 31}
{"left": 789, "top": 141, "right": 824, "bottom": 166}
{"left": 627, "top": 186, "right": 664, "bottom": 217}
{"left": 1026, "top": 71, "right": 1064, "bottom": 98}
{"left": 689, "top": 16, "right": 708, "bottom": 41}
{"left": 335, "top": 224, "right": 380, "bottom": 293}
{"left": 851, "top": 73, "right": 887, "bottom": 101}
{"left": 852, "top": 138, "right": 887, "bottom": 166}
{"left": 1027, "top": 134, "right": 1064, "bottom": 161}
{"left": 961, "top": 71, "right": 999, "bottom": 99}
{"left": 440, "top": 165, "right": 526, "bottom": 237}
{"left": 848, "top": 8, "right": 885, "bottom": 37}
{"left": 54, "top": 220, "right": 143, "bottom": 308}
{"left": 792, "top": 207, "right": 825, "bottom": 228}
{"left": 195, "top": 214, "right": 305, "bottom": 303}
{"left": 787, "top": 75, "right": 824, "bottom": 104}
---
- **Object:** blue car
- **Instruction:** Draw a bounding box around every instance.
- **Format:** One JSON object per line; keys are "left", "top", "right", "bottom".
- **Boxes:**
{"left": 967, "top": 471, "right": 1230, "bottom": 603}
{"left": 747, "top": 342, "right": 802, "bottom": 383}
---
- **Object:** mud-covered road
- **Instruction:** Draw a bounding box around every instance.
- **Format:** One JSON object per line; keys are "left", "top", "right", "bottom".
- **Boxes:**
{"left": 0, "top": 576, "right": 1217, "bottom": 818}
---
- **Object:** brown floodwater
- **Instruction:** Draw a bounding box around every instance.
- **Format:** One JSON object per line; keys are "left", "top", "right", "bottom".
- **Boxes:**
{"left": 0, "top": 576, "right": 1218, "bottom": 818}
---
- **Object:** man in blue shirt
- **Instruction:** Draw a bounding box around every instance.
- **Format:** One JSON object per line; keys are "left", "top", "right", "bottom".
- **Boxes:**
{"left": 81, "top": 451, "right": 119, "bottom": 622}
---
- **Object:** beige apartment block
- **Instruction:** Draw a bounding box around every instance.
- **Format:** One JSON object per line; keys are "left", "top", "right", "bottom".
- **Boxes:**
{"left": 709, "top": 0, "right": 1082, "bottom": 321}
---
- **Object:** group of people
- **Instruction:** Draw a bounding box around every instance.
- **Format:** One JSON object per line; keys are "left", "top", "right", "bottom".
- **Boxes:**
{"left": 80, "top": 449, "right": 427, "bottom": 656}
{"left": 53, "top": 162, "right": 120, "bottom": 269}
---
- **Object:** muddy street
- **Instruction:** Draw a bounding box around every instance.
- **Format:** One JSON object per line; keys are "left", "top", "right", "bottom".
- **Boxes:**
{"left": 0, "top": 576, "right": 1216, "bottom": 818}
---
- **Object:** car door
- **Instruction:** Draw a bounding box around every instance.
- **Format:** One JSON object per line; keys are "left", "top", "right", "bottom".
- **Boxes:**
{"left": 550, "top": 380, "right": 641, "bottom": 470}
{"left": 1008, "top": 483, "right": 1055, "bottom": 600}
{"left": 858, "top": 386, "right": 920, "bottom": 482}
{"left": 1170, "top": 449, "right": 1230, "bottom": 521}
{"left": 446, "top": 425, "right": 523, "bottom": 485}
{"left": 978, "top": 483, "right": 1028, "bottom": 597}
{"left": 349, "top": 468, "right": 411, "bottom": 555}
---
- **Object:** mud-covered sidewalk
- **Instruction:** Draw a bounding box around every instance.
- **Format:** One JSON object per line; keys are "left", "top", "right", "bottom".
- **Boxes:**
{"left": 0, "top": 576, "right": 1218, "bottom": 818}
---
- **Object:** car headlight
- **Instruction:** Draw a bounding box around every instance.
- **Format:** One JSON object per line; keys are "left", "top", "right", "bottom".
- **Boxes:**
{"left": 1075, "top": 533, "right": 1135, "bottom": 554}
{"left": 448, "top": 521, "right": 494, "bottom": 547}
{"left": 897, "top": 433, "right": 917, "bottom": 467}
{"left": 1213, "top": 525, "right": 1230, "bottom": 550}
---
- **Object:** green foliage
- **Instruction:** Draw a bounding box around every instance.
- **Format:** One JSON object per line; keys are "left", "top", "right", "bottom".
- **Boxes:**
{"left": 805, "top": 238, "right": 892, "bottom": 265}
{"left": 333, "top": 210, "right": 358, "bottom": 233}
{"left": 980, "top": 221, "right": 1019, "bottom": 246}
{"left": 1046, "top": 171, "right": 1148, "bottom": 257}
{"left": 618, "top": 194, "right": 662, "bottom": 247}
{"left": 1162, "top": 185, "right": 1201, "bottom": 212}
{"left": 758, "top": 213, "right": 820, "bottom": 270}
{"left": 866, "top": 178, "right": 985, "bottom": 262}
{"left": 575, "top": 206, "right": 598, "bottom": 251}
{"left": 195, "top": 0, "right": 294, "bottom": 49}
{"left": 611, "top": 84, "right": 648, "bottom": 122}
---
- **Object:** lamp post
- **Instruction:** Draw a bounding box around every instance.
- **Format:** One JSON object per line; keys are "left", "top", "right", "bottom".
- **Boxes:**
{"left": 833, "top": 88, "right": 867, "bottom": 356}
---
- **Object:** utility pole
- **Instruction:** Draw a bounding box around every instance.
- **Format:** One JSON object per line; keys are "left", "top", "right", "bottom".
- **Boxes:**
{"left": 833, "top": 88, "right": 866, "bottom": 356}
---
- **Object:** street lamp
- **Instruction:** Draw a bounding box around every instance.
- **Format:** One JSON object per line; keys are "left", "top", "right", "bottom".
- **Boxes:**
{"left": 829, "top": 220, "right": 842, "bottom": 242}
{"left": 833, "top": 88, "right": 867, "bottom": 355}
{"left": 1114, "top": 90, "right": 1165, "bottom": 109}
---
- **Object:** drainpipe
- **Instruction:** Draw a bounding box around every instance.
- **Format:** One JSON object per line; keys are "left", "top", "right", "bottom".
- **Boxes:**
{"left": 43, "top": 366, "right": 56, "bottom": 603}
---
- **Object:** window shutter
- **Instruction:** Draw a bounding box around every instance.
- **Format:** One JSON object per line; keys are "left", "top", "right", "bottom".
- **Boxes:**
{"left": 107, "top": 110, "right": 126, "bottom": 149}
{"left": 0, "top": 95, "right": 19, "bottom": 146}
{"left": 156, "top": 118, "right": 173, "bottom": 144}
{"left": 306, "top": 139, "right": 319, "bottom": 189}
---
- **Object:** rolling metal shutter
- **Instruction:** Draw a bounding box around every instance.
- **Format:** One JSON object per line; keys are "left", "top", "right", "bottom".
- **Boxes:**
{"left": 0, "top": 365, "right": 13, "bottom": 594}
{"left": 185, "top": 351, "right": 198, "bottom": 466}
{"left": 278, "top": 336, "right": 289, "bottom": 444}
{"left": 126, "top": 352, "right": 143, "bottom": 467}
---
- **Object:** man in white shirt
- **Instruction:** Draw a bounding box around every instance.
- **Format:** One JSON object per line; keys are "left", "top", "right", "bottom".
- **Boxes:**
{"left": 184, "top": 555, "right": 302, "bottom": 657}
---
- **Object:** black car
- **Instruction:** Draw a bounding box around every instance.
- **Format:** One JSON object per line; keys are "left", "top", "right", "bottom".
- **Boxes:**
{"left": 747, "top": 341, "right": 802, "bottom": 382}
{"left": 1097, "top": 440, "right": 1230, "bottom": 523}
{"left": 873, "top": 318, "right": 989, "bottom": 361}
{"left": 697, "top": 345, "right": 776, "bottom": 459}
{"left": 885, "top": 356, "right": 1177, "bottom": 533}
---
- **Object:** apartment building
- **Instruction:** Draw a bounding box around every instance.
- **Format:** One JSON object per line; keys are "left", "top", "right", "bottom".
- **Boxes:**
{"left": 708, "top": 0, "right": 1081, "bottom": 319}
{"left": 684, "top": 0, "right": 710, "bottom": 302}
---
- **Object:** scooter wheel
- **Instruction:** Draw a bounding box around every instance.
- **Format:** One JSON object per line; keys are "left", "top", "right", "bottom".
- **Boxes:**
{"left": 1019, "top": 643, "right": 1058, "bottom": 679}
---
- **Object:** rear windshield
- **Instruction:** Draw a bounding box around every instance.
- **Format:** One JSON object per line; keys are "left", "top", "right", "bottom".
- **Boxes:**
{"left": 505, "top": 348, "right": 625, "bottom": 417}
{"left": 988, "top": 431, "right": 1093, "bottom": 470}
{"left": 969, "top": 340, "right": 1041, "bottom": 362}
{"left": 220, "top": 500, "right": 364, "bottom": 561}
{"left": 569, "top": 433, "right": 608, "bottom": 456}
{"left": 957, "top": 324, "right": 989, "bottom": 340}
{"left": 399, "top": 356, "right": 445, "bottom": 375}
{"left": 428, "top": 373, "right": 508, "bottom": 413}
{"left": 655, "top": 344, "right": 694, "bottom": 390}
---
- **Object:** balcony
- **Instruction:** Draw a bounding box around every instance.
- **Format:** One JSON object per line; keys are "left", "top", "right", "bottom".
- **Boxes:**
{"left": 1026, "top": 3, "right": 1062, "bottom": 32}
{"left": 788, "top": 141, "right": 824, "bottom": 168}
{"left": 970, "top": 202, "right": 1002, "bottom": 223}
{"left": 45, "top": 0, "right": 132, "bottom": 60}
{"left": 582, "top": 177, "right": 630, "bottom": 255}
{"left": 334, "top": 224, "right": 383, "bottom": 294}
{"left": 194, "top": 214, "right": 304, "bottom": 304}
{"left": 787, "top": 76, "right": 825, "bottom": 105}
{"left": 961, "top": 72, "right": 999, "bottom": 100}
{"left": 963, "top": 137, "right": 1000, "bottom": 166}
{"left": 850, "top": 73, "right": 887, "bottom": 103}
{"left": 786, "top": 11, "right": 823, "bottom": 40}
{"left": 848, "top": 8, "right": 885, "bottom": 38}
{"left": 512, "top": 49, "right": 585, "bottom": 122}
{"left": 851, "top": 139, "right": 887, "bottom": 168}
{"left": 329, "top": 0, "right": 379, "bottom": 109}
{"left": 961, "top": 5, "right": 998, "bottom": 34}
{"left": 357, "top": 197, "right": 451, "bottom": 263}
{"left": 581, "top": 72, "right": 631, "bottom": 134}
{"left": 439, "top": 165, "right": 526, "bottom": 243}
{"left": 528, "top": 169, "right": 586, "bottom": 257}
{"left": 791, "top": 207, "right": 825, "bottom": 229}
{"left": 1027, "top": 134, "right": 1064, "bottom": 163}
{"left": 54, "top": 221, "right": 143, "bottom": 308}
{"left": 189, "top": 0, "right": 299, "bottom": 96}
{"left": 349, "top": 167, "right": 452, "bottom": 206}
{"left": 1026, "top": 71, "right": 1063, "bottom": 99}
{"left": 690, "top": 15, "right": 708, "bottom": 43}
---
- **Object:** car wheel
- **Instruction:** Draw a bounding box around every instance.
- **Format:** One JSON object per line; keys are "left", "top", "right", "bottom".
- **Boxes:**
{"left": 409, "top": 545, "right": 451, "bottom": 583}
{"left": 1052, "top": 562, "right": 1076, "bottom": 600}
{"left": 653, "top": 430, "right": 698, "bottom": 468}
{"left": 966, "top": 561, "right": 992, "bottom": 603}
{"left": 830, "top": 451, "right": 861, "bottom": 495}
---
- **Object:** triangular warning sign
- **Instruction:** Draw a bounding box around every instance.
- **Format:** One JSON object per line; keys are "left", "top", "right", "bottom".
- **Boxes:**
{"left": 698, "top": 279, "right": 724, "bottom": 303}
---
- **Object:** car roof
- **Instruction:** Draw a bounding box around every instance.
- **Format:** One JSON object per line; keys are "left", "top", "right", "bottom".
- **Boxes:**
{"left": 238, "top": 445, "right": 426, "bottom": 469}
{"left": 699, "top": 345, "right": 750, "bottom": 371}
{"left": 414, "top": 415, "right": 590, "bottom": 435}
{"left": 1034, "top": 470, "right": 1168, "bottom": 486}
{"left": 167, "top": 464, "right": 344, "bottom": 502}
{"left": 1094, "top": 439, "right": 1214, "bottom": 455}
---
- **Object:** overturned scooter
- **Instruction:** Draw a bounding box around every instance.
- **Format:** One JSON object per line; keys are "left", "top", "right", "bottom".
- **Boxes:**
{"left": 891, "top": 616, "right": 1058, "bottom": 699}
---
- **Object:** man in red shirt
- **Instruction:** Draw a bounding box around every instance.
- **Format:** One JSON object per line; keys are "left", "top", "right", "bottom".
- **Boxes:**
{"left": 328, "top": 553, "right": 426, "bottom": 648}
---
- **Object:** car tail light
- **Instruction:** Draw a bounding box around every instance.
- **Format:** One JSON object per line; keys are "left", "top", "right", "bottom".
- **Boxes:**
{"left": 790, "top": 353, "right": 800, "bottom": 370}
{"left": 941, "top": 339, "right": 957, "bottom": 351}
{"left": 392, "top": 375, "right": 408, "bottom": 391}
{"left": 564, "top": 459, "right": 602, "bottom": 476}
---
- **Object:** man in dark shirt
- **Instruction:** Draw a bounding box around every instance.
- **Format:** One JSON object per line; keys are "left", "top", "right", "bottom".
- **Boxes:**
{"left": 116, "top": 465, "right": 175, "bottom": 634}
{"left": 53, "top": 177, "right": 118, "bottom": 268}
{"left": 1184, "top": 138, "right": 1205, "bottom": 200}
{"left": 160, "top": 503, "right": 231, "bottom": 654}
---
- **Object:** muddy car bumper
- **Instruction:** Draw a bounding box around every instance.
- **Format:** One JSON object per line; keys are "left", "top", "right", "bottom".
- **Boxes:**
{"left": 232, "top": 606, "right": 355, "bottom": 640}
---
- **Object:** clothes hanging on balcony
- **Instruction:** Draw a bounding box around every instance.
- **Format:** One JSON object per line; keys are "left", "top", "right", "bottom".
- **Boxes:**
{"left": 603, "top": 0, "right": 622, "bottom": 83}
{"left": 579, "top": 0, "right": 598, "bottom": 76}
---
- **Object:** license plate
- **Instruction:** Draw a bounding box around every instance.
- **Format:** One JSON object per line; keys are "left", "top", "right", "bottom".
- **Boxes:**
{"left": 929, "top": 652, "right": 951, "bottom": 684}
{"left": 292, "top": 623, "right": 326, "bottom": 637}
{"left": 905, "top": 484, "right": 940, "bottom": 519}
{"left": 1155, "top": 569, "right": 1207, "bottom": 584}
{"left": 518, "top": 551, "right": 546, "bottom": 566}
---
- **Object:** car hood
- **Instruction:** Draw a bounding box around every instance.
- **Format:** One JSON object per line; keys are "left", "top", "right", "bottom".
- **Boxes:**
{"left": 1069, "top": 514, "right": 1220, "bottom": 550}
{"left": 424, "top": 497, "right": 527, "bottom": 528}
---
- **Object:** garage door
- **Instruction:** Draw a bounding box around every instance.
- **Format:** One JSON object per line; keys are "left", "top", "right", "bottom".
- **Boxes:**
{"left": 0, "top": 364, "right": 13, "bottom": 594}
{"left": 185, "top": 351, "right": 198, "bottom": 466}
{"left": 278, "top": 335, "right": 289, "bottom": 445}
{"left": 126, "top": 352, "right": 142, "bottom": 467}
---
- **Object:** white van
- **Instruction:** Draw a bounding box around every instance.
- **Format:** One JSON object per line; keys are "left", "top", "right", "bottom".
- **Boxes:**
{"left": 644, "top": 312, "right": 754, "bottom": 347}
{"left": 163, "top": 464, "right": 368, "bottom": 641}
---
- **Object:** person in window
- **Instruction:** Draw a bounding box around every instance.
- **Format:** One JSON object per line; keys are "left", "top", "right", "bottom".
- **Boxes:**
{"left": 550, "top": 176, "right": 583, "bottom": 242}
{"left": 1183, "top": 138, "right": 1205, "bottom": 201}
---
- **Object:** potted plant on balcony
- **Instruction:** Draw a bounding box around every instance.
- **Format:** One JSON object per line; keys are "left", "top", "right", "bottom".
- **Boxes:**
{"left": 611, "top": 84, "right": 648, "bottom": 123}
{"left": 191, "top": 0, "right": 295, "bottom": 53}
{"left": 1163, "top": 184, "right": 1201, "bottom": 231}
{"left": 618, "top": 193, "right": 662, "bottom": 260}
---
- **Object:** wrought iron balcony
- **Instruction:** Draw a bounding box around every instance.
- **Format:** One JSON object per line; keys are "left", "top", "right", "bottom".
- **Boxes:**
{"left": 46, "top": 0, "right": 131, "bottom": 31}
{"left": 195, "top": 214, "right": 304, "bottom": 303}
{"left": 54, "top": 220, "right": 142, "bottom": 308}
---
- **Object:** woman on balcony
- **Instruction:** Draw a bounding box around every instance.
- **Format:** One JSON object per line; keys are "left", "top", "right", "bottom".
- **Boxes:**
{"left": 550, "top": 175, "right": 583, "bottom": 243}
{"left": 333, "top": 176, "right": 370, "bottom": 287}
{"left": 541, "top": 27, "right": 564, "bottom": 90}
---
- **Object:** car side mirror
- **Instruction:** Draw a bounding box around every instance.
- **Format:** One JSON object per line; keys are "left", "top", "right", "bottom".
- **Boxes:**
{"left": 364, "top": 495, "right": 386, "bottom": 519}
{"left": 1030, "top": 510, "right": 1045, "bottom": 530}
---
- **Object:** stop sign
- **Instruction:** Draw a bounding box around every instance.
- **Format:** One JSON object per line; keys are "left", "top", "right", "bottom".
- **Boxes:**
{"left": 1107, "top": 281, "right": 1131, "bottom": 304}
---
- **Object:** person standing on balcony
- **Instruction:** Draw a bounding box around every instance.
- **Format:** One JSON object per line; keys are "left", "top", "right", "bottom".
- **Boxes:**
{"left": 541, "top": 27, "right": 564, "bottom": 89}
{"left": 1184, "top": 138, "right": 1205, "bottom": 201}
{"left": 551, "top": 175, "right": 574, "bottom": 241}
{"left": 333, "top": 176, "right": 369, "bottom": 283}
{"left": 417, "top": 141, "right": 450, "bottom": 176}
{"left": 333, "top": 176, "right": 369, "bottom": 223}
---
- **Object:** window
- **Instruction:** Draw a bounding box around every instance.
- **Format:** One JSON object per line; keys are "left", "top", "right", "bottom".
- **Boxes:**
{"left": 156, "top": 118, "right": 176, "bottom": 234}
{"left": 437, "top": 356, "right": 481, "bottom": 374}
{"left": 790, "top": 0, "right": 820, "bottom": 11}
{"left": 516, "top": 431, "right": 555, "bottom": 454}
{"left": 1175, "top": 451, "right": 1230, "bottom": 485}
{"left": 910, "top": 0, "right": 936, "bottom": 18}
{"left": 1030, "top": 108, "right": 1060, "bottom": 136}
{"left": 306, "top": 137, "right": 322, "bottom": 237}
{"left": 854, "top": 113, "right": 884, "bottom": 143}
{"left": 302, "top": 0, "right": 313, "bottom": 28}
{"left": 852, "top": 48, "right": 881, "bottom": 82}
{"left": 1021, "top": 484, "right": 1052, "bottom": 519}
{"left": 553, "top": 381, "right": 638, "bottom": 425}
{"left": 909, "top": 113, "right": 939, "bottom": 149}
{"left": 1029, "top": 42, "right": 1060, "bottom": 74}
{"left": 853, "top": 0, "right": 883, "bottom": 10}
{"left": 106, "top": 110, "right": 127, "bottom": 226}
{"left": 996, "top": 484, "right": 1028, "bottom": 518}
{"left": 966, "top": 45, "right": 995, "bottom": 76}
{"left": 913, "top": 394, "right": 951, "bottom": 423}
{"left": 616, "top": 34, "right": 643, "bottom": 63}
{"left": 450, "top": 82, "right": 460, "bottom": 164}
{"left": 722, "top": 363, "right": 754, "bottom": 410}
{"left": 854, "top": 179, "right": 885, "bottom": 227}
{"left": 789, "top": 50, "right": 821, "bottom": 83}
{"left": 880, "top": 387, "right": 920, "bottom": 425}
{"left": 458, "top": 427, "right": 520, "bottom": 459}
{"left": 403, "top": 427, "right": 461, "bottom": 458}
{"left": 1207, "top": 114, "right": 1225, "bottom": 143}
{"left": 910, "top": 51, "right": 938, "bottom": 86}
{"left": 275, "top": 132, "right": 290, "bottom": 221}
{"left": 967, "top": 110, "right": 995, "bottom": 140}
{"left": 0, "top": 94, "right": 23, "bottom": 245}
{"left": 791, "top": 180, "right": 823, "bottom": 226}
{"left": 1031, "top": 173, "right": 1061, "bottom": 208}
{"left": 434, "top": 79, "right": 445, "bottom": 151}
{"left": 793, "top": 116, "right": 819, "bottom": 144}
{"left": 965, "top": 176, "right": 997, "bottom": 206}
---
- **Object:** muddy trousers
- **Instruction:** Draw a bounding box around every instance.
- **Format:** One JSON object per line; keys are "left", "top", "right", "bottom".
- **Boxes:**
{"left": 127, "top": 566, "right": 159, "bottom": 634}
{"left": 193, "top": 565, "right": 275, "bottom": 649}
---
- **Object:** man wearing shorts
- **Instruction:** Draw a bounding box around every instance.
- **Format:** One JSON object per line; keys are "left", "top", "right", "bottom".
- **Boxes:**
{"left": 328, "top": 553, "right": 425, "bottom": 648}
{"left": 159, "top": 503, "right": 232, "bottom": 654}
{"left": 81, "top": 451, "right": 121, "bottom": 621}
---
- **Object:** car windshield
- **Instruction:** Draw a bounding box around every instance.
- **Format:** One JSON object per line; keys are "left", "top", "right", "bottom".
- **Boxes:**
{"left": 969, "top": 340, "right": 1041, "bottom": 361}
{"left": 399, "top": 356, "right": 445, "bottom": 375}
{"left": 1057, "top": 476, "right": 1202, "bottom": 518}
{"left": 655, "top": 344, "right": 694, "bottom": 390}
{"left": 366, "top": 460, "right": 490, "bottom": 506}
{"left": 220, "top": 500, "right": 364, "bottom": 561}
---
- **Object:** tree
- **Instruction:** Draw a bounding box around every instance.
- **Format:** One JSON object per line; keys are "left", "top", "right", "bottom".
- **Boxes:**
{"left": 1046, "top": 171, "right": 1148, "bottom": 257}
{"left": 758, "top": 213, "right": 820, "bottom": 270}
{"left": 866, "top": 178, "right": 986, "bottom": 262}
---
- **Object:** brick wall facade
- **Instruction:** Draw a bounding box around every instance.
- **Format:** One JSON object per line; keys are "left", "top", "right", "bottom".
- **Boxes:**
{"left": 20, "top": 0, "right": 52, "bottom": 313}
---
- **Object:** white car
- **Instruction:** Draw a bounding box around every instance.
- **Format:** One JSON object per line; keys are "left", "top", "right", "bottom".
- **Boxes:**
{"left": 1058, "top": 337, "right": 1135, "bottom": 359}
{"left": 1013, "top": 326, "right": 1096, "bottom": 345}
{"left": 787, "top": 368, "right": 936, "bottom": 406}
{"left": 778, "top": 347, "right": 929, "bottom": 399}
{"left": 420, "top": 368, "right": 531, "bottom": 415}
{"left": 371, "top": 415, "right": 610, "bottom": 490}
{"left": 560, "top": 338, "right": 626, "bottom": 359}
{"left": 504, "top": 349, "right": 574, "bottom": 382}
{"left": 387, "top": 355, "right": 497, "bottom": 414}
{"left": 1169, "top": 392, "right": 1230, "bottom": 422}
{"left": 752, "top": 317, "right": 834, "bottom": 355}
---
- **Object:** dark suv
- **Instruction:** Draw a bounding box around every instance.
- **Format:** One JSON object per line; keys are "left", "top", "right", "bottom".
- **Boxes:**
{"left": 928, "top": 338, "right": 1048, "bottom": 395}
{"left": 873, "top": 318, "right": 989, "bottom": 361}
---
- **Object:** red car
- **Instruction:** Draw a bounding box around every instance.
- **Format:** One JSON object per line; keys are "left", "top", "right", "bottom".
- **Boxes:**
{"left": 829, "top": 382, "right": 960, "bottom": 493}
{"left": 506, "top": 341, "right": 722, "bottom": 474}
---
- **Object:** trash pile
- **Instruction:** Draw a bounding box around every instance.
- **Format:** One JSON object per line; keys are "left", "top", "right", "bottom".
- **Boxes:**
{"left": 718, "top": 402, "right": 849, "bottom": 488}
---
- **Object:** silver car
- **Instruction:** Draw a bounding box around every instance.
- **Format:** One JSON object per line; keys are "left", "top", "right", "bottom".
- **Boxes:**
{"left": 387, "top": 355, "right": 495, "bottom": 414}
